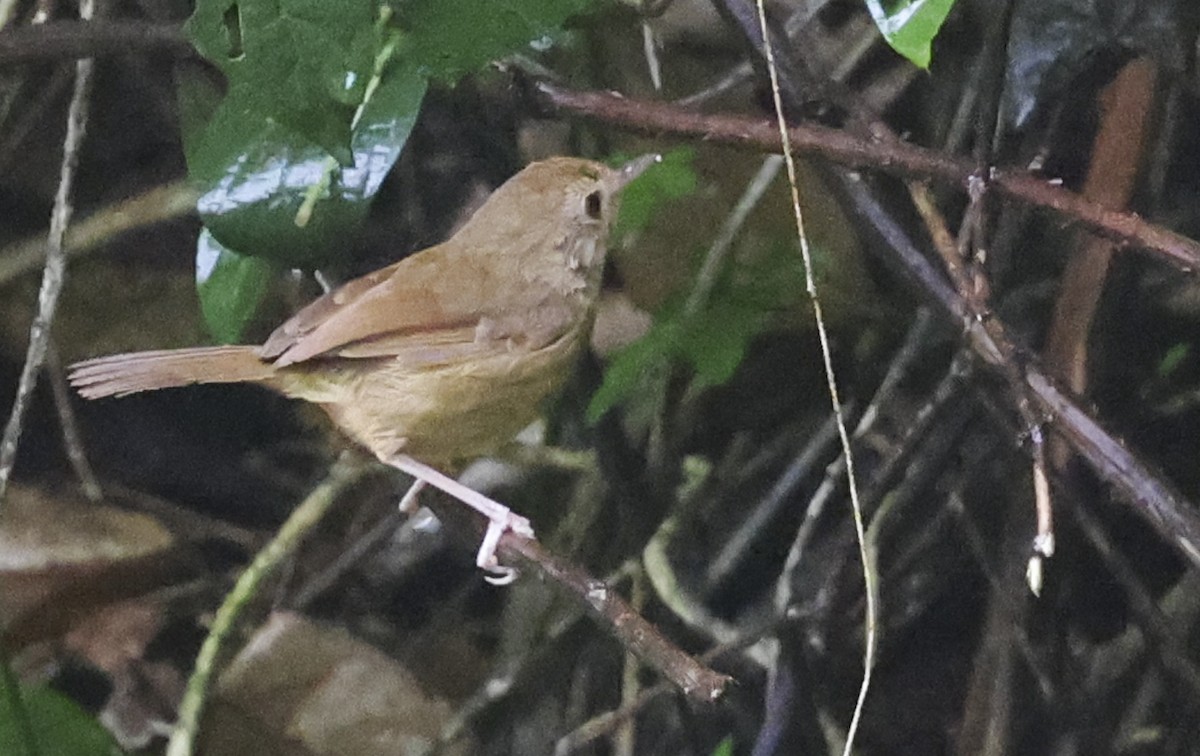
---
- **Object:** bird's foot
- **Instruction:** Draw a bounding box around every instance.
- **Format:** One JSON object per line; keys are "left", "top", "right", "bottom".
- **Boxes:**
{"left": 386, "top": 454, "right": 533, "bottom": 583}
{"left": 397, "top": 479, "right": 426, "bottom": 514}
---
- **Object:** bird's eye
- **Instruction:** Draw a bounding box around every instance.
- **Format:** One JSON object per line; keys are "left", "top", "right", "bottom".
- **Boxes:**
{"left": 584, "top": 190, "right": 603, "bottom": 220}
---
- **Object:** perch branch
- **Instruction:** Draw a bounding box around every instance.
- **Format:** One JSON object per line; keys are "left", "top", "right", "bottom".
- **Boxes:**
{"left": 500, "top": 534, "right": 732, "bottom": 703}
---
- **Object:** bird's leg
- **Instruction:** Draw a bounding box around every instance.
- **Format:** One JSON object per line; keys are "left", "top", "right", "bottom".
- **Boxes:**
{"left": 386, "top": 454, "right": 534, "bottom": 585}
{"left": 397, "top": 479, "right": 426, "bottom": 514}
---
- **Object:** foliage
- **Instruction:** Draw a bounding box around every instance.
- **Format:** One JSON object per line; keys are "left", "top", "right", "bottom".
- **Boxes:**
{"left": 180, "top": 0, "right": 594, "bottom": 341}
{"left": 589, "top": 232, "right": 810, "bottom": 424}
{"left": 611, "top": 147, "right": 698, "bottom": 243}
{"left": 195, "top": 230, "right": 277, "bottom": 345}
{"left": 391, "top": 0, "right": 592, "bottom": 79}
{"left": 863, "top": 0, "right": 956, "bottom": 69}
{"left": 0, "top": 675, "right": 124, "bottom": 756}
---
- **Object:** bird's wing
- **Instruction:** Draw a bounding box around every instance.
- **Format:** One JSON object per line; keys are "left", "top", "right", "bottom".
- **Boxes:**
{"left": 260, "top": 248, "right": 570, "bottom": 368}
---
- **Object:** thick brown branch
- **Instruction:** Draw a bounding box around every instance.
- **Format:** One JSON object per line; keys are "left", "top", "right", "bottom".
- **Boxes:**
{"left": 531, "top": 81, "right": 1200, "bottom": 273}
{"left": 0, "top": 21, "right": 190, "bottom": 66}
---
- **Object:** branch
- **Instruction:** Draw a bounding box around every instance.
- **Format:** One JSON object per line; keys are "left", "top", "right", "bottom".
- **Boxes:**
{"left": 529, "top": 81, "right": 1200, "bottom": 273}
{"left": 521, "top": 79, "right": 1200, "bottom": 572}
{"left": 500, "top": 534, "right": 732, "bottom": 703}
{"left": 0, "top": 8, "right": 96, "bottom": 508}
{"left": 838, "top": 177, "right": 1200, "bottom": 570}
{"left": 0, "top": 20, "right": 190, "bottom": 66}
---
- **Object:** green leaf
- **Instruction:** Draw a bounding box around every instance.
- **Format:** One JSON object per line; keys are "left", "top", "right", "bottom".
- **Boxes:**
{"left": 587, "top": 286, "right": 769, "bottom": 422}
{"left": 586, "top": 322, "right": 675, "bottom": 423}
{"left": 710, "top": 735, "right": 735, "bottom": 756}
{"left": 1158, "top": 342, "right": 1190, "bottom": 378}
{"left": 196, "top": 229, "right": 277, "bottom": 343}
{"left": 393, "top": 0, "right": 594, "bottom": 79}
{"left": 863, "top": 0, "right": 956, "bottom": 69}
{"left": 590, "top": 229, "right": 815, "bottom": 423}
{"left": 679, "top": 301, "right": 768, "bottom": 387}
{"left": 180, "top": 52, "right": 428, "bottom": 269}
{"left": 612, "top": 146, "right": 697, "bottom": 242}
{"left": 185, "top": 0, "right": 377, "bottom": 161}
{"left": 0, "top": 683, "right": 123, "bottom": 756}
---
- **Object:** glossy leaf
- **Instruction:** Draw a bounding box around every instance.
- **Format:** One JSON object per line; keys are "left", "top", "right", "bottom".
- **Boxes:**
{"left": 185, "top": 0, "right": 377, "bottom": 160}
{"left": 863, "top": 0, "right": 956, "bottom": 69}
{"left": 181, "top": 59, "right": 428, "bottom": 269}
{"left": 196, "top": 230, "right": 277, "bottom": 343}
{"left": 394, "top": 0, "right": 594, "bottom": 79}
{"left": 179, "top": 0, "right": 593, "bottom": 341}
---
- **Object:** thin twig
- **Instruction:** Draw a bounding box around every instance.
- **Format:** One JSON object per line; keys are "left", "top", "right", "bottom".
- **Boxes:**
{"left": 44, "top": 343, "right": 101, "bottom": 500}
{"left": 837, "top": 176, "right": 1200, "bottom": 569}
{"left": 165, "top": 455, "right": 370, "bottom": 756}
{"left": 500, "top": 534, "right": 732, "bottom": 702}
{"left": 684, "top": 154, "right": 782, "bottom": 316}
{"left": 0, "top": 0, "right": 95, "bottom": 509}
{"left": 960, "top": 0, "right": 1047, "bottom": 596}
{"left": 909, "top": 182, "right": 1055, "bottom": 594}
{"left": 615, "top": 566, "right": 647, "bottom": 756}
{"left": 751, "top": 2, "right": 875, "bottom": 752}
{"left": 0, "top": 181, "right": 200, "bottom": 287}
{"left": 555, "top": 616, "right": 778, "bottom": 754}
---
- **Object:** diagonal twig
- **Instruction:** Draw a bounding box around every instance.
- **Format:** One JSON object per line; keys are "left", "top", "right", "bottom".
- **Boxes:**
{"left": 0, "top": 3, "right": 96, "bottom": 509}
{"left": 529, "top": 82, "right": 1200, "bottom": 273}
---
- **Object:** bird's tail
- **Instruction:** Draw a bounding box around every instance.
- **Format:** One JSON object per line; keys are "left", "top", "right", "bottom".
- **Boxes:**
{"left": 69, "top": 345, "right": 278, "bottom": 399}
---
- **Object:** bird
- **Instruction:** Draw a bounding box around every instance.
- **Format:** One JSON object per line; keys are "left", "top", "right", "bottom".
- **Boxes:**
{"left": 70, "top": 153, "right": 661, "bottom": 581}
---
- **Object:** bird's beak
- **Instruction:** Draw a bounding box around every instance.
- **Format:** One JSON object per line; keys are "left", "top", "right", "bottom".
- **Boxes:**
{"left": 608, "top": 153, "right": 662, "bottom": 193}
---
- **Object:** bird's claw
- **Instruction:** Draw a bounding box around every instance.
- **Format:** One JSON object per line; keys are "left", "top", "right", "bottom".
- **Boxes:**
{"left": 477, "top": 513, "right": 534, "bottom": 586}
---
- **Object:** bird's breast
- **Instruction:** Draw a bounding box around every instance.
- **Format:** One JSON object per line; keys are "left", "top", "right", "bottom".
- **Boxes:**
{"left": 292, "top": 323, "right": 588, "bottom": 465}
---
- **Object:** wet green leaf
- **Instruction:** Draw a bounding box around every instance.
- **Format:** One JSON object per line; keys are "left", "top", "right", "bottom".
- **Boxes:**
{"left": 679, "top": 300, "right": 768, "bottom": 387}
{"left": 394, "top": 0, "right": 594, "bottom": 79}
{"left": 181, "top": 59, "right": 427, "bottom": 269}
{"left": 179, "top": 0, "right": 592, "bottom": 336}
{"left": 864, "top": 0, "right": 956, "bottom": 69}
{"left": 185, "top": 0, "right": 377, "bottom": 160}
{"left": 196, "top": 230, "right": 277, "bottom": 343}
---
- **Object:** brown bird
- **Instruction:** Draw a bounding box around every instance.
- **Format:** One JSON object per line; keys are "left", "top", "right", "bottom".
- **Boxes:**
{"left": 70, "top": 154, "right": 660, "bottom": 580}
